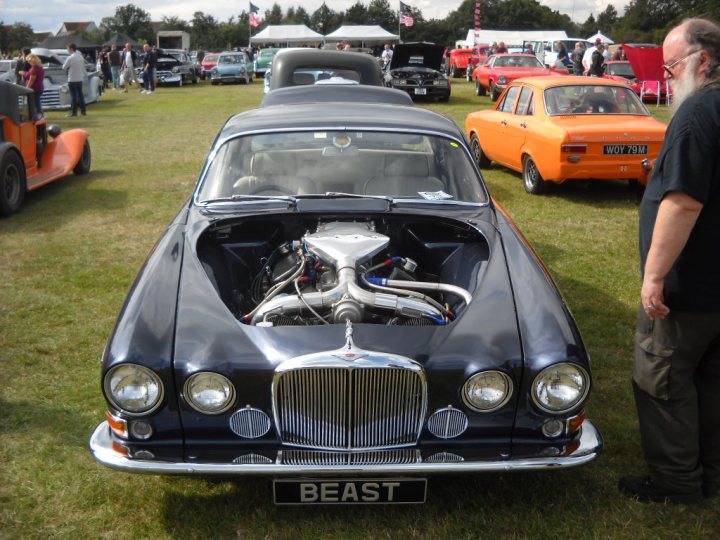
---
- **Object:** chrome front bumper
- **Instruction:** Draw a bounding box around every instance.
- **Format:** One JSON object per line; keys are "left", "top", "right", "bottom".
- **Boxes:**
{"left": 89, "top": 420, "right": 602, "bottom": 476}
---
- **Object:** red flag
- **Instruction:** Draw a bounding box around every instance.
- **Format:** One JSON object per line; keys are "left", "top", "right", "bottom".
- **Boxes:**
{"left": 249, "top": 13, "right": 261, "bottom": 27}
{"left": 475, "top": 1, "right": 481, "bottom": 31}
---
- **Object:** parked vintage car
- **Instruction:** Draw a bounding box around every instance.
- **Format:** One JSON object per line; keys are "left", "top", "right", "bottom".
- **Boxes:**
{"left": 447, "top": 47, "right": 473, "bottom": 78}
{"left": 603, "top": 60, "right": 672, "bottom": 103}
{"left": 465, "top": 76, "right": 667, "bottom": 194}
{"left": 89, "top": 79, "right": 602, "bottom": 504}
{"left": 465, "top": 44, "right": 492, "bottom": 81}
{"left": 0, "top": 81, "right": 91, "bottom": 216}
{"left": 210, "top": 51, "right": 253, "bottom": 85}
{"left": 268, "top": 49, "right": 383, "bottom": 92}
{"left": 30, "top": 48, "right": 102, "bottom": 110}
{"left": 150, "top": 49, "right": 198, "bottom": 86}
{"left": 254, "top": 47, "right": 280, "bottom": 77}
{"left": 383, "top": 42, "right": 450, "bottom": 102}
{"left": 472, "top": 53, "right": 568, "bottom": 101}
{"left": 201, "top": 52, "right": 222, "bottom": 79}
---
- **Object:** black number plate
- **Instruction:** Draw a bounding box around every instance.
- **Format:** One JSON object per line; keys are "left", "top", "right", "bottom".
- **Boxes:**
{"left": 273, "top": 478, "right": 427, "bottom": 505}
{"left": 603, "top": 144, "right": 648, "bottom": 155}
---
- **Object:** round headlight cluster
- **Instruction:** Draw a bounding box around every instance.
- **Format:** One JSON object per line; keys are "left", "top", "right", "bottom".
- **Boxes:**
{"left": 462, "top": 371, "right": 513, "bottom": 412}
{"left": 104, "top": 364, "right": 164, "bottom": 416}
{"left": 532, "top": 363, "right": 589, "bottom": 414}
{"left": 184, "top": 372, "right": 235, "bottom": 414}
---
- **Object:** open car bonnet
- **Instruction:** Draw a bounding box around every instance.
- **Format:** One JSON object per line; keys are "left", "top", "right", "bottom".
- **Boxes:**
{"left": 390, "top": 43, "right": 445, "bottom": 71}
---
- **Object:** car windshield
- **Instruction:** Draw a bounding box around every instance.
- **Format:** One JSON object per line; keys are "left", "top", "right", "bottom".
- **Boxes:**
{"left": 607, "top": 63, "right": 635, "bottom": 78}
{"left": 493, "top": 55, "right": 543, "bottom": 68}
{"left": 259, "top": 50, "right": 276, "bottom": 59}
{"left": 544, "top": 85, "right": 650, "bottom": 115}
{"left": 205, "top": 54, "right": 220, "bottom": 63}
{"left": 220, "top": 55, "right": 244, "bottom": 64}
{"left": 196, "top": 130, "right": 487, "bottom": 204}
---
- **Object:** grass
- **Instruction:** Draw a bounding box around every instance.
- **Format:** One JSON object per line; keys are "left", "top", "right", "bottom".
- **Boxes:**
{"left": 1, "top": 78, "right": 717, "bottom": 539}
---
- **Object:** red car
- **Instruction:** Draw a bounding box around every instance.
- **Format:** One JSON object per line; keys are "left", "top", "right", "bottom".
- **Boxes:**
{"left": 472, "top": 54, "right": 568, "bottom": 101}
{"left": 603, "top": 60, "right": 671, "bottom": 103}
{"left": 447, "top": 47, "right": 473, "bottom": 78}
{"left": 201, "top": 52, "right": 222, "bottom": 79}
{"left": 465, "top": 44, "right": 492, "bottom": 81}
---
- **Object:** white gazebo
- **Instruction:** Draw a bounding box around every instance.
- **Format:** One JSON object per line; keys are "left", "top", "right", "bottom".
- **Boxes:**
{"left": 587, "top": 31, "right": 614, "bottom": 44}
{"left": 249, "top": 25, "right": 324, "bottom": 46}
{"left": 324, "top": 25, "right": 399, "bottom": 46}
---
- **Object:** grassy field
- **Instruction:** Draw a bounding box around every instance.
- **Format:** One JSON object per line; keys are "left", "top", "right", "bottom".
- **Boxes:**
{"left": 2, "top": 77, "right": 718, "bottom": 540}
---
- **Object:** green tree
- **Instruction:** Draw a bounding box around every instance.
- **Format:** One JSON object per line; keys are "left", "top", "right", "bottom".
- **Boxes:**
{"left": 346, "top": 2, "right": 369, "bottom": 24}
{"left": 160, "top": 16, "right": 192, "bottom": 33}
{"left": 105, "top": 4, "right": 155, "bottom": 43}
{"left": 310, "top": 3, "right": 343, "bottom": 35}
{"left": 6, "top": 22, "right": 34, "bottom": 54}
{"left": 191, "top": 11, "right": 221, "bottom": 50}
{"left": 265, "top": 3, "right": 284, "bottom": 25}
{"left": 367, "top": 0, "right": 395, "bottom": 29}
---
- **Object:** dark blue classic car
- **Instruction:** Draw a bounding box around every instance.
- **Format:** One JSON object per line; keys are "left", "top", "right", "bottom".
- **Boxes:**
{"left": 89, "top": 82, "right": 601, "bottom": 505}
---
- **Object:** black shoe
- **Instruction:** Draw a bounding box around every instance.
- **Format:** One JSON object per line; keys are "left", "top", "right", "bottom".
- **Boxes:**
{"left": 65, "top": 113, "right": 77, "bottom": 117}
{"left": 81, "top": 111, "right": 87, "bottom": 116}
{"left": 618, "top": 475, "right": 703, "bottom": 504}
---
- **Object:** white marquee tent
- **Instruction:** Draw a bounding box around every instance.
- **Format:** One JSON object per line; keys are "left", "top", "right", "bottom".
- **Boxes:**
{"left": 249, "top": 25, "right": 324, "bottom": 45}
{"left": 324, "top": 25, "right": 399, "bottom": 45}
{"left": 587, "top": 31, "right": 615, "bottom": 44}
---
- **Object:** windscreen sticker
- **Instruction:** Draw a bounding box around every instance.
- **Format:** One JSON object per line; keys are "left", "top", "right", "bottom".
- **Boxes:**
{"left": 418, "top": 191, "right": 454, "bottom": 200}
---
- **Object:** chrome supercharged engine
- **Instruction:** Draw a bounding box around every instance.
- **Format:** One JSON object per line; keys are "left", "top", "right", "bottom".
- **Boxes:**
{"left": 197, "top": 217, "right": 487, "bottom": 327}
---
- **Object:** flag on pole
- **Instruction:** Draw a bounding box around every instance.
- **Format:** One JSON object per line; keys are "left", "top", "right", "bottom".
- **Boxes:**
{"left": 400, "top": 1, "right": 414, "bottom": 27}
{"left": 249, "top": 3, "right": 261, "bottom": 28}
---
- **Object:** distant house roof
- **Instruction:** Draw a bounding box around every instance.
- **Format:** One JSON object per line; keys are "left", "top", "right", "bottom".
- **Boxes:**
{"left": 37, "top": 33, "right": 99, "bottom": 49}
{"left": 33, "top": 32, "right": 53, "bottom": 44}
{"left": 57, "top": 22, "right": 98, "bottom": 35}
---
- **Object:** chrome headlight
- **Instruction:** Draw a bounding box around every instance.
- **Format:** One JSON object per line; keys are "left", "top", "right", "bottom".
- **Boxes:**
{"left": 462, "top": 371, "right": 513, "bottom": 412}
{"left": 184, "top": 372, "right": 235, "bottom": 414}
{"left": 532, "top": 363, "right": 589, "bottom": 414}
{"left": 498, "top": 75, "right": 507, "bottom": 84}
{"left": 393, "top": 79, "right": 407, "bottom": 86}
{"left": 434, "top": 79, "right": 449, "bottom": 86}
{"left": 172, "top": 67, "right": 179, "bottom": 73}
{"left": 104, "top": 364, "right": 164, "bottom": 416}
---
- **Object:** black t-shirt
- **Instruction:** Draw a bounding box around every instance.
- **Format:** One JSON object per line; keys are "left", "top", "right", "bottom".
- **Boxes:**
{"left": 639, "top": 82, "right": 720, "bottom": 311}
{"left": 144, "top": 50, "right": 157, "bottom": 70}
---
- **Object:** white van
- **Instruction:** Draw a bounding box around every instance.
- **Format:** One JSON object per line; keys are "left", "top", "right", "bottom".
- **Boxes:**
{"left": 524, "top": 38, "right": 592, "bottom": 67}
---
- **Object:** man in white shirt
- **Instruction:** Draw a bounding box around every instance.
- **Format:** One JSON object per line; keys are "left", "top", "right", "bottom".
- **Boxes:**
{"left": 381, "top": 44, "right": 393, "bottom": 67}
{"left": 62, "top": 43, "right": 86, "bottom": 116}
{"left": 582, "top": 38, "right": 602, "bottom": 75}
{"left": 120, "top": 43, "right": 138, "bottom": 93}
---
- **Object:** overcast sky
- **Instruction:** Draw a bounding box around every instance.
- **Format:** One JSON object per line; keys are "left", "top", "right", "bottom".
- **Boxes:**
{"left": 5, "top": 0, "right": 629, "bottom": 35}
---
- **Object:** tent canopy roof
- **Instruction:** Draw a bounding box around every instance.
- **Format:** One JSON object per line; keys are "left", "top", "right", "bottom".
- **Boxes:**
{"left": 324, "top": 25, "right": 399, "bottom": 42}
{"left": 587, "top": 31, "right": 614, "bottom": 44}
{"left": 250, "top": 25, "right": 324, "bottom": 44}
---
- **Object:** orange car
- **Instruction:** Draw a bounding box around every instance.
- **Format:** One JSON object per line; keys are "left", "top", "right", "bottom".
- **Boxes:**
{"left": 465, "top": 76, "right": 667, "bottom": 194}
{"left": 1, "top": 81, "right": 91, "bottom": 216}
{"left": 472, "top": 54, "right": 568, "bottom": 101}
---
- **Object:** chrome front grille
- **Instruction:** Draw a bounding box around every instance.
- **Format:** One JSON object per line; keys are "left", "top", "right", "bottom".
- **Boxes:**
{"left": 274, "top": 366, "right": 426, "bottom": 451}
{"left": 281, "top": 449, "right": 420, "bottom": 466}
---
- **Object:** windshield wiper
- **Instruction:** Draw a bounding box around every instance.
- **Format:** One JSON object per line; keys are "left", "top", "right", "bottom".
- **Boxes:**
{"left": 320, "top": 192, "right": 395, "bottom": 203}
{"left": 203, "top": 194, "right": 297, "bottom": 205}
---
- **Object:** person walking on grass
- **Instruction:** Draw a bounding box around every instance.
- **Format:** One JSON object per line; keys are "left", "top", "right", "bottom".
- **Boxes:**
{"left": 618, "top": 17, "right": 720, "bottom": 505}
{"left": 120, "top": 43, "right": 137, "bottom": 93}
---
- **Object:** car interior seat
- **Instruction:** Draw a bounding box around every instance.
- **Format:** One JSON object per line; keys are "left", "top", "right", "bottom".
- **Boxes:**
{"left": 364, "top": 154, "right": 444, "bottom": 197}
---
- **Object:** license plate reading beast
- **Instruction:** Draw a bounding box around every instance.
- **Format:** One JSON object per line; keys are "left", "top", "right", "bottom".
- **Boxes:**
{"left": 273, "top": 478, "right": 427, "bottom": 505}
{"left": 604, "top": 144, "right": 648, "bottom": 155}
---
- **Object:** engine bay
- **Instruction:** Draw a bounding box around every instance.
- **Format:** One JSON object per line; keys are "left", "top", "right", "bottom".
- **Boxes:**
{"left": 196, "top": 216, "right": 490, "bottom": 326}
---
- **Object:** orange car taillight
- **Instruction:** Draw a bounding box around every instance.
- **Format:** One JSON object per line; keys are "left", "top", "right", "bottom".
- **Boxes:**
{"left": 562, "top": 144, "right": 587, "bottom": 153}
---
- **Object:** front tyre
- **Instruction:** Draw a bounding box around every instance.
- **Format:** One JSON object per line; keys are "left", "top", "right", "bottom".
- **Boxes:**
{"left": 470, "top": 134, "right": 491, "bottom": 168}
{"left": 74, "top": 141, "right": 92, "bottom": 175}
{"left": 490, "top": 81, "right": 500, "bottom": 102}
{"left": 0, "top": 151, "right": 26, "bottom": 217}
{"left": 475, "top": 80, "right": 486, "bottom": 96}
{"left": 522, "top": 155, "right": 545, "bottom": 194}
